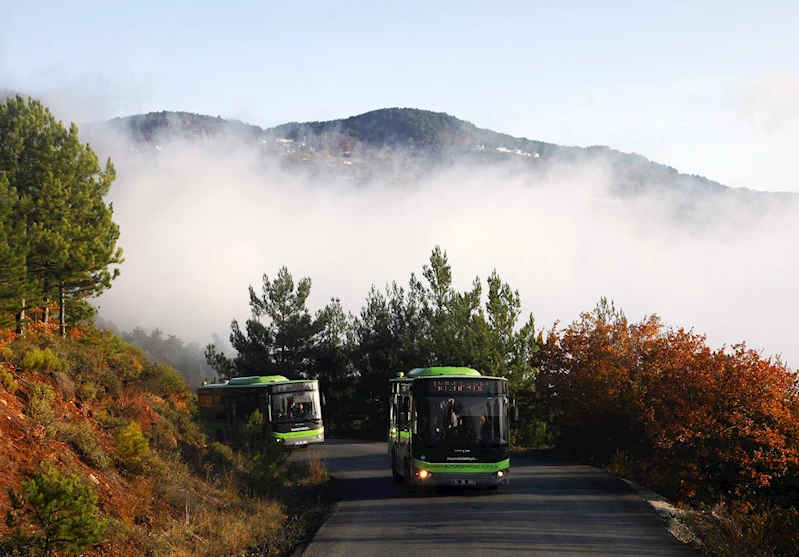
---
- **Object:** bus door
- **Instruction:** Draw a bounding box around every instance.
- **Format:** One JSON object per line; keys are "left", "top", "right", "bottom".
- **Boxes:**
{"left": 398, "top": 392, "right": 411, "bottom": 476}
{"left": 391, "top": 391, "right": 401, "bottom": 468}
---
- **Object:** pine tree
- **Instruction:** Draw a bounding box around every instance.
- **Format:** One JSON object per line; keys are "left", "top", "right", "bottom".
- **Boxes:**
{"left": 0, "top": 174, "right": 30, "bottom": 328}
{"left": 0, "top": 95, "right": 123, "bottom": 334}
{"left": 6, "top": 462, "right": 106, "bottom": 555}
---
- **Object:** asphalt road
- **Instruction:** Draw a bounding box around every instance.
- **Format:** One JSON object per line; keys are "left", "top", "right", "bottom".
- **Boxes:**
{"left": 293, "top": 439, "right": 698, "bottom": 557}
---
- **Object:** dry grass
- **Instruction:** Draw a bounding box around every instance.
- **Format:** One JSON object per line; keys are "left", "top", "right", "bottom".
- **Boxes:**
{"left": 304, "top": 450, "right": 330, "bottom": 486}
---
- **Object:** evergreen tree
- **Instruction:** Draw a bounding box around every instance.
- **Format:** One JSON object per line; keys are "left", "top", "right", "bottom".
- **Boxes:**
{"left": 208, "top": 267, "right": 321, "bottom": 380}
{"left": 249, "top": 266, "right": 318, "bottom": 377}
{"left": 0, "top": 95, "right": 123, "bottom": 334}
{"left": 6, "top": 463, "right": 106, "bottom": 555}
{"left": 0, "top": 174, "right": 29, "bottom": 328}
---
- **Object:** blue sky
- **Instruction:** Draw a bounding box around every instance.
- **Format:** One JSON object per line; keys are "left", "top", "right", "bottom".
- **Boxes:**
{"left": 3, "top": 0, "right": 798, "bottom": 191}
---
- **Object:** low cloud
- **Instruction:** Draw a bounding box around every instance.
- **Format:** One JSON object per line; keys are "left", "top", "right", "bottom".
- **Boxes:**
{"left": 82, "top": 125, "right": 799, "bottom": 371}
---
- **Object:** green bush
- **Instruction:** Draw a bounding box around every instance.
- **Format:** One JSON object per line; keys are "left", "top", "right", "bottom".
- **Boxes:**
{"left": 57, "top": 421, "right": 111, "bottom": 468}
{"left": 143, "top": 363, "right": 190, "bottom": 402}
{"left": 96, "top": 409, "right": 129, "bottom": 432}
{"left": 244, "top": 412, "right": 290, "bottom": 494}
{"left": 116, "top": 421, "right": 150, "bottom": 472}
{"left": 21, "top": 348, "right": 65, "bottom": 373}
{"left": 23, "top": 383, "right": 57, "bottom": 436}
{"left": 6, "top": 462, "right": 105, "bottom": 555}
{"left": 146, "top": 419, "right": 177, "bottom": 454}
{"left": 247, "top": 441, "right": 290, "bottom": 495}
{"left": 155, "top": 403, "right": 204, "bottom": 446}
{"left": 0, "top": 366, "right": 17, "bottom": 393}
{"left": 207, "top": 441, "right": 235, "bottom": 468}
{"left": 98, "top": 371, "right": 123, "bottom": 399}
{"left": 107, "top": 350, "right": 143, "bottom": 380}
{"left": 75, "top": 380, "right": 98, "bottom": 401}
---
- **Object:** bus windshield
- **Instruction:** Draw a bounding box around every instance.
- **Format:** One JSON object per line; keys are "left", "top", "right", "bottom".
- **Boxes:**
{"left": 271, "top": 391, "right": 321, "bottom": 422}
{"left": 416, "top": 395, "right": 507, "bottom": 446}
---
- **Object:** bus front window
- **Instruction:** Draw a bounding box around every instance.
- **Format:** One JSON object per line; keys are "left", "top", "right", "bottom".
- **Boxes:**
{"left": 417, "top": 396, "right": 506, "bottom": 446}
{"left": 271, "top": 392, "right": 321, "bottom": 422}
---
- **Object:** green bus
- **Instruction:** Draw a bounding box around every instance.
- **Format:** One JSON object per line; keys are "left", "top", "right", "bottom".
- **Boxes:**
{"left": 198, "top": 375, "right": 324, "bottom": 447}
{"left": 389, "top": 367, "right": 516, "bottom": 490}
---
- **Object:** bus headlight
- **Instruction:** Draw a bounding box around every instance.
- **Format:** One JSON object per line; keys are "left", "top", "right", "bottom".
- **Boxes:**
{"left": 496, "top": 469, "right": 508, "bottom": 478}
{"left": 418, "top": 469, "right": 432, "bottom": 480}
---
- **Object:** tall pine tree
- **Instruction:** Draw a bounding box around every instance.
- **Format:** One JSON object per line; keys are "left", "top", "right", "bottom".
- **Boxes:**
{"left": 0, "top": 95, "right": 123, "bottom": 334}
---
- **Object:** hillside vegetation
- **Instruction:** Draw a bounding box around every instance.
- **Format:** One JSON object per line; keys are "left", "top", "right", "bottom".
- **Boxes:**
{"left": 0, "top": 95, "right": 328, "bottom": 557}
{"left": 0, "top": 323, "right": 328, "bottom": 557}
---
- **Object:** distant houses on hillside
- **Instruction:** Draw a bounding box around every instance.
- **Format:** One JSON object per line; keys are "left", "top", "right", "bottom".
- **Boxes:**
{"left": 472, "top": 144, "right": 540, "bottom": 158}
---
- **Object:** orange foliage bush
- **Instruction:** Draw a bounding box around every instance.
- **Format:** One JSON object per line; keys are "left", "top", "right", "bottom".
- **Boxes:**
{"left": 536, "top": 309, "right": 799, "bottom": 505}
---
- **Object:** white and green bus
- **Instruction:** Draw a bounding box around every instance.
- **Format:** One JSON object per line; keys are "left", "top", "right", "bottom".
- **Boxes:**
{"left": 389, "top": 367, "right": 516, "bottom": 490}
{"left": 198, "top": 375, "right": 324, "bottom": 447}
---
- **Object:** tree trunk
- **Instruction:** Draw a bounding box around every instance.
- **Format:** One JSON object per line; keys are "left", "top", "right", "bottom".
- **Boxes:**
{"left": 16, "top": 298, "right": 26, "bottom": 335}
{"left": 44, "top": 279, "right": 50, "bottom": 322}
{"left": 59, "top": 282, "right": 66, "bottom": 337}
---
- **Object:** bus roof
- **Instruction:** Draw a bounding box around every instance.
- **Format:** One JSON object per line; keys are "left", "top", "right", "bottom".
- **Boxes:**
{"left": 198, "top": 376, "right": 318, "bottom": 389}
{"left": 400, "top": 367, "right": 484, "bottom": 378}
{"left": 228, "top": 375, "right": 289, "bottom": 385}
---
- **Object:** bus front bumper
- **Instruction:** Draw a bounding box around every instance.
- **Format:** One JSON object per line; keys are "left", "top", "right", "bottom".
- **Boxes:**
{"left": 273, "top": 430, "right": 325, "bottom": 447}
{"left": 408, "top": 468, "right": 510, "bottom": 488}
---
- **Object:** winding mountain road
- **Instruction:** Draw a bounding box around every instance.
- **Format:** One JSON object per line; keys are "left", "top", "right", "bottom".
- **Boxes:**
{"left": 293, "top": 440, "right": 698, "bottom": 556}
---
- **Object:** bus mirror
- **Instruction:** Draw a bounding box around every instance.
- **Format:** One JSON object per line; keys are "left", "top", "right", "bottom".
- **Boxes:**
{"left": 321, "top": 393, "right": 327, "bottom": 406}
{"left": 513, "top": 407, "right": 519, "bottom": 423}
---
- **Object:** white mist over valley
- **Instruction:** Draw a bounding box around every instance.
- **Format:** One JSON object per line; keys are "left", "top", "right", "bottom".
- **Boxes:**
{"left": 82, "top": 125, "right": 799, "bottom": 370}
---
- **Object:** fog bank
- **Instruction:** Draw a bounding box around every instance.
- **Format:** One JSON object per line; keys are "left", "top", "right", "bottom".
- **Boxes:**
{"left": 88, "top": 130, "right": 798, "bottom": 370}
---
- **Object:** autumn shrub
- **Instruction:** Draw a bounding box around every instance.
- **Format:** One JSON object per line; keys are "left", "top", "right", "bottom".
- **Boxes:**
{"left": 536, "top": 306, "right": 799, "bottom": 505}
{"left": 683, "top": 499, "right": 799, "bottom": 557}
{"left": 5, "top": 462, "right": 106, "bottom": 556}
{"left": 57, "top": 421, "right": 111, "bottom": 468}
{"left": 116, "top": 421, "right": 150, "bottom": 472}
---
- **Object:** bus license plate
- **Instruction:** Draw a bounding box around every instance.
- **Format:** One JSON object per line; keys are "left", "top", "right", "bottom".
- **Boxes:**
{"left": 451, "top": 479, "right": 475, "bottom": 486}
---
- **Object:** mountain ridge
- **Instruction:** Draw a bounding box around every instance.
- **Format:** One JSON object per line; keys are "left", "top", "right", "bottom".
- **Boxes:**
{"left": 4, "top": 91, "right": 791, "bottom": 199}
{"left": 105, "top": 106, "right": 776, "bottom": 200}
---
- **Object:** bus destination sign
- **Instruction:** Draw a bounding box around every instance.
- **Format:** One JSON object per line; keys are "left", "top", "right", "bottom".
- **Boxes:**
{"left": 421, "top": 378, "right": 505, "bottom": 395}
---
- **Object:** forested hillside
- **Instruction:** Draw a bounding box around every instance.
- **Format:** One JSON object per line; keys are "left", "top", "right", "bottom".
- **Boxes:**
{"left": 103, "top": 107, "right": 795, "bottom": 205}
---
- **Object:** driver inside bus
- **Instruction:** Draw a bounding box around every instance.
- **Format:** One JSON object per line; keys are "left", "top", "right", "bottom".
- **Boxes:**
{"left": 445, "top": 399, "right": 459, "bottom": 441}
